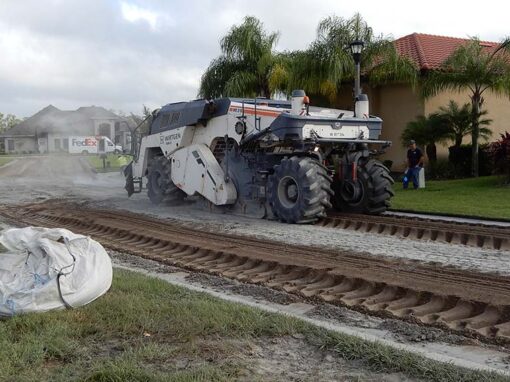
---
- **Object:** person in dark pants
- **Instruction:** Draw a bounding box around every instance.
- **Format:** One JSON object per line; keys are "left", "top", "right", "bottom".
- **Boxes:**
{"left": 403, "top": 140, "right": 424, "bottom": 189}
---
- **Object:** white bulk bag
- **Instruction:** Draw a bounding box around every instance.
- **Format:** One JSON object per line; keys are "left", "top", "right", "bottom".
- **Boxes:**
{"left": 0, "top": 227, "right": 112, "bottom": 315}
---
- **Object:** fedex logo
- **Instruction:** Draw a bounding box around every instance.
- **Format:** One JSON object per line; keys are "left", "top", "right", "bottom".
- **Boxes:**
{"left": 72, "top": 138, "right": 97, "bottom": 147}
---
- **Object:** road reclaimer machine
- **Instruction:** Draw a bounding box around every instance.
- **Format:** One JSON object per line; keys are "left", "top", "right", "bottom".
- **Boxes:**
{"left": 124, "top": 90, "right": 394, "bottom": 223}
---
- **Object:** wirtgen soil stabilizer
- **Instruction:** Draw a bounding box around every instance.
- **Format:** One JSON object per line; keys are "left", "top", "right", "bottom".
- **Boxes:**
{"left": 124, "top": 90, "right": 394, "bottom": 223}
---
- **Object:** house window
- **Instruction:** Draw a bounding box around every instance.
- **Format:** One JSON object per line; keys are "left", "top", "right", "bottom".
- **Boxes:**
{"left": 54, "top": 138, "right": 61, "bottom": 151}
{"left": 63, "top": 138, "right": 69, "bottom": 150}
{"left": 7, "top": 139, "right": 14, "bottom": 151}
{"left": 98, "top": 123, "right": 111, "bottom": 137}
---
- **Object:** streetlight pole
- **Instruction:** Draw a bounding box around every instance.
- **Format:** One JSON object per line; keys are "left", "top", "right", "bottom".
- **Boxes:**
{"left": 349, "top": 40, "right": 364, "bottom": 98}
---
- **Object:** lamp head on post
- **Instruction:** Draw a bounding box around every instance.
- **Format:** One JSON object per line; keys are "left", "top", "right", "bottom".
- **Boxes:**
{"left": 349, "top": 40, "right": 364, "bottom": 64}
{"left": 349, "top": 40, "right": 367, "bottom": 116}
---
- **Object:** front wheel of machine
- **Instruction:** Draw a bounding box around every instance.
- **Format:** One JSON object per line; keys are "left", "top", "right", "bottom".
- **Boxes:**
{"left": 267, "top": 156, "right": 333, "bottom": 224}
{"left": 147, "top": 155, "right": 186, "bottom": 205}
{"left": 332, "top": 159, "right": 394, "bottom": 214}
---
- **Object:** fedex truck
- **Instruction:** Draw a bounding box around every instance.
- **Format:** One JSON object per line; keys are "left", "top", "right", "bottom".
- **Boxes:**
{"left": 69, "top": 136, "right": 122, "bottom": 154}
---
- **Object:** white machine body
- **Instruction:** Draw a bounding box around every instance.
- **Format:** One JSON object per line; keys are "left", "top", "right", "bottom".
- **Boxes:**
{"left": 171, "top": 144, "right": 237, "bottom": 205}
{"left": 302, "top": 124, "right": 370, "bottom": 140}
{"left": 128, "top": 91, "right": 386, "bottom": 207}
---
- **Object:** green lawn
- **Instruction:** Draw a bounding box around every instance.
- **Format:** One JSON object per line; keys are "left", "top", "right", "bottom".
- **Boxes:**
{"left": 0, "top": 269, "right": 503, "bottom": 381}
{"left": 0, "top": 157, "right": 15, "bottom": 167}
{"left": 87, "top": 153, "right": 132, "bottom": 171}
{"left": 392, "top": 175, "right": 510, "bottom": 219}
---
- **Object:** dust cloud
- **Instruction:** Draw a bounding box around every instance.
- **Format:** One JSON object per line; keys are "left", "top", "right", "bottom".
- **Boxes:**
{"left": 0, "top": 156, "right": 97, "bottom": 181}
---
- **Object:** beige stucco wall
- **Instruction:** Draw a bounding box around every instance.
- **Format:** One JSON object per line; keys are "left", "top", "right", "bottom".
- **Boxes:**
{"left": 330, "top": 84, "right": 380, "bottom": 112}
{"left": 326, "top": 84, "right": 423, "bottom": 171}
{"left": 375, "top": 84, "right": 424, "bottom": 170}
{"left": 425, "top": 90, "right": 510, "bottom": 159}
{"left": 325, "top": 84, "right": 510, "bottom": 171}
{"left": 363, "top": 86, "right": 510, "bottom": 171}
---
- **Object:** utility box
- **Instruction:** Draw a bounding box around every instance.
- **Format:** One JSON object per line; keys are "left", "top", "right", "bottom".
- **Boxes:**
{"left": 419, "top": 167, "right": 426, "bottom": 188}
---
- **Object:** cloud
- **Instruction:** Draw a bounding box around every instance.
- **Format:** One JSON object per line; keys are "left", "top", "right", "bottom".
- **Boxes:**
{"left": 0, "top": 0, "right": 508, "bottom": 117}
{"left": 121, "top": 2, "right": 159, "bottom": 30}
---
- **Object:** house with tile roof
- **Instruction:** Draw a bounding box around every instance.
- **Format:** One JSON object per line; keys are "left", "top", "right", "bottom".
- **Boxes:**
{"left": 335, "top": 33, "right": 510, "bottom": 170}
{"left": 0, "top": 105, "right": 133, "bottom": 154}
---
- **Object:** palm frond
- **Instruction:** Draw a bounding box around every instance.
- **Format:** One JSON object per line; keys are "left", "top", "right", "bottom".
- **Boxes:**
{"left": 268, "top": 62, "right": 289, "bottom": 95}
{"left": 220, "top": 16, "right": 279, "bottom": 63}
{"left": 478, "top": 126, "right": 493, "bottom": 141}
{"left": 401, "top": 113, "right": 452, "bottom": 148}
{"left": 368, "top": 47, "right": 418, "bottom": 86}
{"left": 200, "top": 16, "right": 281, "bottom": 98}
{"left": 422, "top": 38, "right": 510, "bottom": 99}
{"left": 224, "top": 71, "right": 258, "bottom": 97}
{"left": 297, "top": 13, "right": 414, "bottom": 99}
{"left": 199, "top": 56, "right": 241, "bottom": 98}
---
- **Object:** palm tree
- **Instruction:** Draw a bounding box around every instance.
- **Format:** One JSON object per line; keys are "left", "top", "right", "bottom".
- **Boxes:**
{"left": 401, "top": 114, "right": 451, "bottom": 162}
{"left": 422, "top": 38, "right": 510, "bottom": 176}
{"left": 437, "top": 100, "right": 492, "bottom": 148}
{"left": 199, "top": 17, "right": 285, "bottom": 98}
{"left": 286, "top": 13, "right": 417, "bottom": 101}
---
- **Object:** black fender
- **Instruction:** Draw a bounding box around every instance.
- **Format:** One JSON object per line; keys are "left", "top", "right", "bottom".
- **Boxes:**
{"left": 124, "top": 162, "right": 135, "bottom": 197}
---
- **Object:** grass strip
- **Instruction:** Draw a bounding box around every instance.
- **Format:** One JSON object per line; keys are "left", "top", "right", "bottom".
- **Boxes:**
{"left": 0, "top": 156, "right": 15, "bottom": 167}
{"left": 86, "top": 154, "right": 132, "bottom": 171}
{"left": 0, "top": 269, "right": 506, "bottom": 381}
{"left": 392, "top": 175, "right": 510, "bottom": 219}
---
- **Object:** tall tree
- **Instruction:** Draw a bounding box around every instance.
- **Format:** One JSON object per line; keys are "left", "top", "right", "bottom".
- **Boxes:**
{"left": 199, "top": 16, "right": 284, "bottom": 98}
{"left": 0, "top": 113, "right": 22, "bottom": 132}
{"left": 437, "top": 100, "right": 492, "bottom": 148}
{"left": 422, "top": 38, "right": 510, "bottom": 176}
{"left": 286, "top": 13, "right": 417, "bottom": 101}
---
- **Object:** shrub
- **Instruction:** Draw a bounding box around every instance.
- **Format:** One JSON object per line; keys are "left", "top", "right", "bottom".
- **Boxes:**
{"left": 426, "top": 159, "right": 456, "bottom": 180}
{"left": 448, "top": 144, "right": 491, "bottom": 177}
{"left": 487, "top": 132, "right": 510, "bottom": 182}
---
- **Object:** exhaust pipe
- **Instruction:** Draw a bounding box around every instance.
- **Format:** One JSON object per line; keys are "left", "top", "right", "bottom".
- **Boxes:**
{"left": 354, "top": 94, "right": 369, "bottom": 119}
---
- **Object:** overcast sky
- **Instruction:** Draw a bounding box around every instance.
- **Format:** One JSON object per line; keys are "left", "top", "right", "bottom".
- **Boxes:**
{"left": 0, "top": 0, "right": 508, "bottom": 117}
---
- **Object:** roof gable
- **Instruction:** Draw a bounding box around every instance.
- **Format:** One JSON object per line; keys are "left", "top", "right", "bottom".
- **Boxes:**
{"left": 76, "top": 106, "right": 119, "bottom": 119}
{"left": 395, "top": 33, "right": 499, "bottom": 70}
{"left": 1, "top": 105, "right": 123, "bottom": 137}
{"left": 0, "top": 105, "right": 62, "bottom": 137}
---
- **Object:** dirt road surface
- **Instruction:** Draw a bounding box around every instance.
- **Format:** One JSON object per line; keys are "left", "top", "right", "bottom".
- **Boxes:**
{"left": 0, "top": 156, "right": 508, "bottom": 277}
{"left": 2, "top": 156, "right": 510, "bottom": 377}
{"left": 0, "top": 156, "right": 96, "bottom": 180}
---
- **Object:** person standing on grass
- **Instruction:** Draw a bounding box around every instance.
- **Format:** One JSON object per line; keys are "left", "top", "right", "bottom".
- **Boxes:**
{"left": 403, "top": 140, "right": 424, "bottom": 189}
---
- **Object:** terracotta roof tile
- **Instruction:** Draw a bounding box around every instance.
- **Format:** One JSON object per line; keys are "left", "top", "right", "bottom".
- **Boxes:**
{"left": 395, "top": 33, "right": 499, "bottom": 70}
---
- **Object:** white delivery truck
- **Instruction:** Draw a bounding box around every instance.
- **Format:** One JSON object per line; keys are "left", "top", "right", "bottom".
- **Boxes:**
{"left": 69, "top": 136, "right": 122, "bottom": 154}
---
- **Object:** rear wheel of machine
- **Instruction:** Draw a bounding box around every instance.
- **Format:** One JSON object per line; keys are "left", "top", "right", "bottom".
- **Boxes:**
{"left": 147, "top": 155, "right": 185, "bottom": 205}
{"left": 332, "top": 159, "right": 394, "bottom": 214}
{"left": 267, "top": 156, "right": 333, "bottom": 223}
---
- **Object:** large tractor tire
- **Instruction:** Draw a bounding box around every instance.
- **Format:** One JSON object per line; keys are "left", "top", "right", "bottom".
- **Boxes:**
{"left": 267, "top": 156, "right": 333, "bottom": 223}
{"left": 332, "top": 159, "right": 394, "bottom": 214}
{"left": 147, "top": 156, "right": 185, "bottom": 205}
